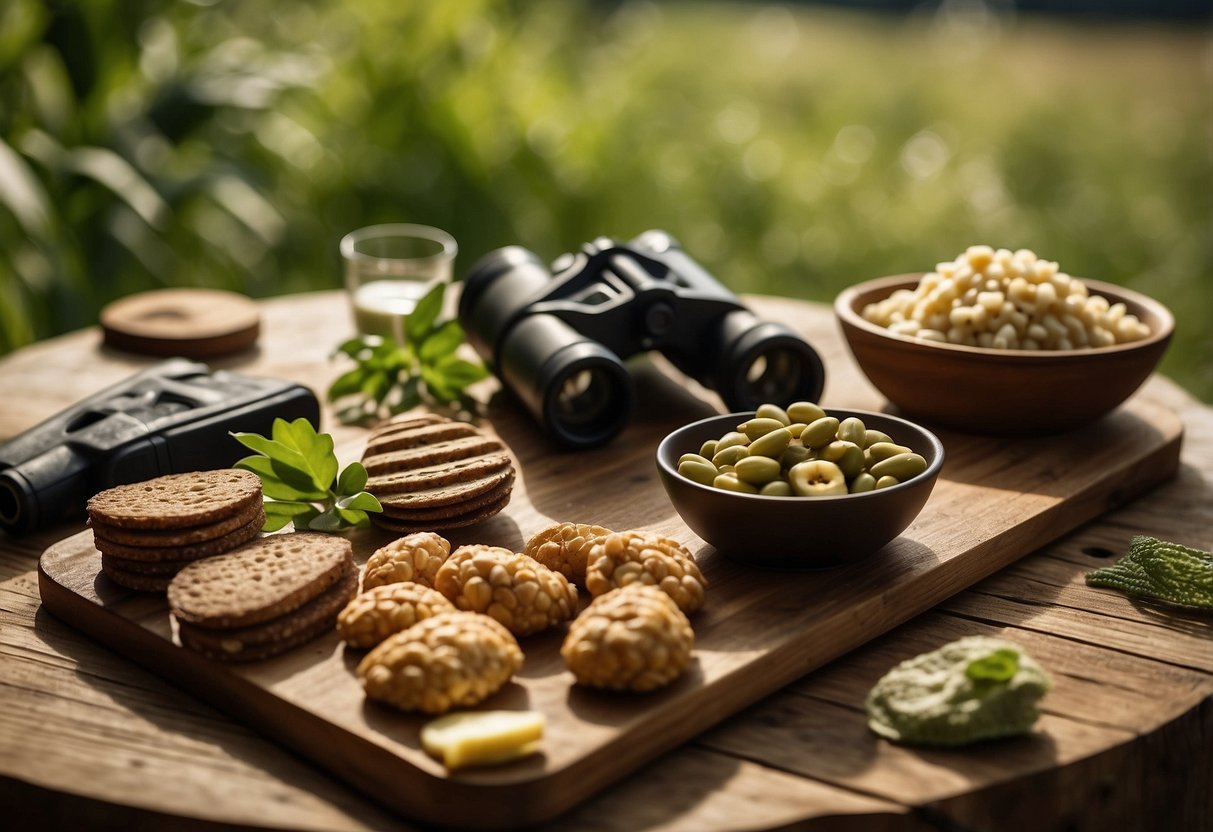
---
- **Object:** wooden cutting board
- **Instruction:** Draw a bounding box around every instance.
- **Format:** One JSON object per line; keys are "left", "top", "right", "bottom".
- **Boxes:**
{"left": 37, "top": 388, "right": 1183, "bottom": 829}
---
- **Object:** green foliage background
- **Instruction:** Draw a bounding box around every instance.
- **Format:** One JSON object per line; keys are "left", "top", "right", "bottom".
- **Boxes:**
{"left": 1, "top": 0, "right": 1210, "bottom": 400}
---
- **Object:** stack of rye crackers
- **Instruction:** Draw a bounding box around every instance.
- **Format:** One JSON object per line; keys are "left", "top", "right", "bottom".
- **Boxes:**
{"left": 89, "top": 469, "right": 265, "bottom": 592}
{"left": 87, "top": 413, "right": 517, "bottom": 662}
{"left": 361, "top": 413, "right": 516, "bottom": 533}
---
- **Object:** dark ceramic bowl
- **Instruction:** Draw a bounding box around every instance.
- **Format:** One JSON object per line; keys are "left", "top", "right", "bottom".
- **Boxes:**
{"left": 656, "top": 409, "right": 944, "bottom": 569}
{"left": 835, "top": 275, "right": 1174, "bottom": 434}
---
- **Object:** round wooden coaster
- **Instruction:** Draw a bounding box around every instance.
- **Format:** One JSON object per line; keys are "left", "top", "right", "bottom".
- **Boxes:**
{"left": 100, "top": 289, "right": 260, "bottom": 358}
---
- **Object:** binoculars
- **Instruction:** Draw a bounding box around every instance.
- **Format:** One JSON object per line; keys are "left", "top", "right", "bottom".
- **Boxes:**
{"left": 459, "top": 230, "right": 825, "bottom": 448}
{"left": 0, "top": 359, "right": 318, "bottom": 536}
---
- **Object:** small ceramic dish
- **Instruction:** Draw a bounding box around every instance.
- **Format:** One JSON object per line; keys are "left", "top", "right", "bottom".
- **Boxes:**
{"left": 655, "top": 409, "right": 944, "bottom": 569}
{"left": 835, "top": 275, "right": 1174, "bottom": 434}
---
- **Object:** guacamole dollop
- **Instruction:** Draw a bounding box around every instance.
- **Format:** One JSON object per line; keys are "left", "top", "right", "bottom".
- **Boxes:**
{"left": 865, "top": 636, "right": 1051, "bottom": 747}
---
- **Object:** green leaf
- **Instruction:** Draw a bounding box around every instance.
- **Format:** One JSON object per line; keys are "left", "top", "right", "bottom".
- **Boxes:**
{"left": 327, "top": 366, "right": 370, "bottom": 401}
{"left": 234, "top": 455, "right": 327, "bottom": 501}
{"left": 419, "top": 319, "right": 465, "bottom": 362}
{"left": 404, "top": 281, "right": 445, "bottom": 344}
{"left": 336, "top": 507, "right": 371, "bottom": 527}
{"left": 965, "top": 648, "right": 1020, "bottom": 683}
{"left": 337, "top": 491, "right": 381, "bottom": 512}
{"left": 263, "top": 500, "right": 317, "bottom": 532}
{"left": 433, "top": 354, "right": 490, "bottom": 387}
{"left": 334, "top": 336, "right": 370, "bottom": 358}
{"left": 421, "top": 364, "right": 455, "bottom": 403}
{"left": 307, "top": 507, "right": 344, "bottom": 531}
{"left": 273, "top": 417, "right": 339, "bottom": 492}
{"left": 335, "top": 462, "right": 368, "bottom": 496}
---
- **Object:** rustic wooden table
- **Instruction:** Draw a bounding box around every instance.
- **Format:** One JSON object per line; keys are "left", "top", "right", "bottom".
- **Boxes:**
{"left": 1, "top": 292, "right": 1210, "bottom": 831}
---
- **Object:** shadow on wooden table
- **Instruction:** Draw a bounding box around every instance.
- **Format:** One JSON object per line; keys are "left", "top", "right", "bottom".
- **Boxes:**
{"left": 30, "top": 604, "right": 409, "bottom": 829}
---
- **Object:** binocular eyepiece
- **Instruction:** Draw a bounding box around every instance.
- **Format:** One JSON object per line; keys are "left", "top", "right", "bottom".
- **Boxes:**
{"left": 459, "top": 230, "right": 825, "bottom": 448}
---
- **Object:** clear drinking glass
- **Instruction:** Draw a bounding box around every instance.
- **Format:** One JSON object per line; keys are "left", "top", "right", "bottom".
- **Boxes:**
{"left": 341, "top": 223, "right": 458, "bottom": 341}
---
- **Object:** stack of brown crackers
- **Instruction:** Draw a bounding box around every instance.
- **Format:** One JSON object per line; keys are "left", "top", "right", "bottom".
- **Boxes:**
{"left": 361, "top": 414, "right": 516, "bottom": 533}
{"left": 167, "top": 533, "right": 356, "bottom": 662}
{"left": 88, "top": 469, "right": 265, "bottom": 592}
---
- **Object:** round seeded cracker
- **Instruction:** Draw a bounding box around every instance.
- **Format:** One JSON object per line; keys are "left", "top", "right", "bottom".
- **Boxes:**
{"left": 89, "top": 499, "right": 264, "bottom": 547}
{"left": 168, "top": 533, "right": 352, "bottom": 629}
{"left": 92, "top": 509, "right": 264, "bottom": 562}
{"left": 87, "top": 469, "right": 262, "bottom": 530}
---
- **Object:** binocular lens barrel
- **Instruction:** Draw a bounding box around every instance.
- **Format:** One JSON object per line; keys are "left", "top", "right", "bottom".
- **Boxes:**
{"left": 462, "top": 247, "right": 634, "bottom": 448}
{"left": 712, "top": 312, "right": 826, "bottom": 413}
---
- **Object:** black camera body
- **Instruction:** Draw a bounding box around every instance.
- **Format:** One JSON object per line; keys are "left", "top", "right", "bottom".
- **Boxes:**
{"left": 0, "top": 359, "right": 318, "bottom": 536}
{"left": 459, "top": 230, "right": 825, "bottom": 447}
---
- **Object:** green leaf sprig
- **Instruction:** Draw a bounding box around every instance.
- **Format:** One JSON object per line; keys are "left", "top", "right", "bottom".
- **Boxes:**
{"left": 232, "top": 417, "right": 382, "bottom": 532}
{"left": 327, "top": 281, "right": 490, "bottom": 424}
{"left": 1085, "top": 535, "right": 1213, "bottom": 610}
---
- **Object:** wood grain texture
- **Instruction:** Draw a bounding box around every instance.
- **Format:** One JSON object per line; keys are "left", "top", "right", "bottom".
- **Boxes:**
{"left": 1, "top": 291, "right": 1210, "bottom": 832}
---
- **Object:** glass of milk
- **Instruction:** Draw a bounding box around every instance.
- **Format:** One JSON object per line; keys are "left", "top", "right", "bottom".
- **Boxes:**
{"left": 340, "top": 224, "right": 458, "bottom": 342}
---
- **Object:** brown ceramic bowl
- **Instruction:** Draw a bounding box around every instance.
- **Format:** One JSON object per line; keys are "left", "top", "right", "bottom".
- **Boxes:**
{"left": 835, "top": 275, "right": 1174, "bottom": 434}
{"left": 656, "top": 409, "right": 944, "bottom": 569}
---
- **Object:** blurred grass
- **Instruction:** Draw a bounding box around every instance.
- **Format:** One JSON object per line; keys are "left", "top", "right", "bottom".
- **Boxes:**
{"left": 1, "top": 0, "right": 1210, "bottom": 400}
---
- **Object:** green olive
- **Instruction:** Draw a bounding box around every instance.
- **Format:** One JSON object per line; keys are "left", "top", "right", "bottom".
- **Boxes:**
{"left": 801, "top": 416, "right": 841, "bottom": 448}
{"left": 786, "top": 422, "right": 807, "bottom": 438}
{"left": 780, "top": 443, "right": 812, "bottom": 469}
{"left": 677, "top": 459, "right": 718, "bottom": 486}
{"left": 716, "top": 431, "right": 749, "bottom": 452}
{"left": 787, "top": 401, "right": 827, "bottom": 424}
{"left": 759, "top": 480, "right": 793, "bottom": 497}
{"left": 737, "top": 417, "right": 786, "bottom": 441}
{"left": 867, "top": 442, "right": 912, "bottom": 462}
{"left": 678, "top": 453, "right": 714, "bottom": 467}
{"left": 713, "top": 472, "right": 759, "bottom": 494}
{"left": 870, "top": 452, "right": 928, "bottom": 482}
{"left": 699, "top": 439, "right": 718, "bottom": 459}
{"left": 875, "top": 475, "right": 900, "bottom": 489}
{"left": 850, "top": 472, "right": 877, "bottom": 493}
{"left": 748, "top": 427, "right": 792, "bottom": 459}
{"left": 755, "top": 403, "right": 790, "bottom": 425}
{"left": 735, "top": 455, "right": 782, "bottom": 485}
{"left": 821, "top": 440, "right": 859, "bottom": 462}
{"left": 712, "top": 445, "right": 749, "bottom": 467}
{"left": 788, "top": 460, "right": 848, "bottom": 497}
{"left": 863, "top": 429, "right": 893, "bottom": 448}
{"left": 837, "top": 417, "right": 867, "bottom": 446}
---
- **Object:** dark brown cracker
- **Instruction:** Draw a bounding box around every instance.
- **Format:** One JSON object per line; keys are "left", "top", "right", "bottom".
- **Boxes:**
{"left": 168, "top": 533, "right": 352, "bottom": 629}
{"left": 368, "top": 412, "right": 447, "bottom": 437}
{"left": 101, "top": 562, "right": 175, "bottom": 593}
{"left": 371, "top": 492, "right": 513, "bottom": 534}
{"left": 176, "top": 568, "right": 357, "bottom": 662}
{"left": 102, "top": 553, "right": 193, "bottom": 575}
{"left": 362, "top": 435, "right": 506, "bottom": 477}
{"left": 363, "top": 422, "right": 482, "bottom": 458}
{"left": 374, "top": 467, "right": 514, "bottom": 510}
{"left": 92, "top": 510, "right": 263, "bottom": 562}
{"left": 89, "top": 500, "right": 264, "bottom": 547}
{"left": 87, "top": 469, "right": 262, "bottom": 530}
{"left": 364, "top": 453, "right": 511, "bottom": 495}
{"left": 378, "top": 477, "right": 513, "bottom": 521}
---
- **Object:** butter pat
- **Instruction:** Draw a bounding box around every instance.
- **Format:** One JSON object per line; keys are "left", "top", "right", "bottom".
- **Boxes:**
{"left": 421, "top": 710, "right": 545, "bottom": 770}
{"left": 865, "top": 636, "right": 1051, "bottom": 747}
